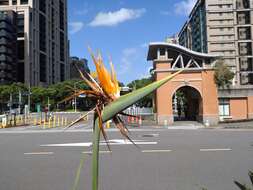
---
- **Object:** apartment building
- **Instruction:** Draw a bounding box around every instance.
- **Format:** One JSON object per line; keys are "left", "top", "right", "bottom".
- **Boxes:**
{"left": 177, "top": 0, "right": 253, "bottom": 122}
{"left": 0, "top": 0, "right": 69, "bottom": 86}
{"left": 69, "top": 57, "right": 90, "bottom": 80}
{"left": 179, "top": 0, "right": 253, "bottom": 86}
{"left": 0, "top": 10, "right": 17, "bottom": 84}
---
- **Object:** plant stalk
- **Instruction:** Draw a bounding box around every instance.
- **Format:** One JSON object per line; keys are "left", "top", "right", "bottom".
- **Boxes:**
{"left": 92, "top": 119, "right": 100, "bottom": 190}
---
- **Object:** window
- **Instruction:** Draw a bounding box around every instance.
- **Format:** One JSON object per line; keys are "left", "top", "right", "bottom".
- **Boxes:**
{"left": 219, "top": 99, "right": 230, "bottom": 116}
{"left": 0, "top": 0, "right": 9, "bottom": 5}
{"left": 17, "top": 13, "right": 24, "bottom": 37}
{"left": 20, "top": 0, "right": 28, "bottom": 4}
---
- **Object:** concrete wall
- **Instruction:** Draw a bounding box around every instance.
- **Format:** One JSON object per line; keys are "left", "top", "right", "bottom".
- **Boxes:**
{"left": 247, "top": 96, "right": 253, "bottom": 119}
{"left": 230, "top": 98, "right": 248, "bottom": 120}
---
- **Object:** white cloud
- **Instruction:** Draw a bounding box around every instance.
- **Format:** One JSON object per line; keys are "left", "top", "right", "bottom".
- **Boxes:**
{"left": 89, "top": 8, "right": 146, "bottom": 27}
{"left": 69, "top": 22, "right": 84, "bottom": 34}
{"left": 174, "top": 0, "right": 196, "bottom": 16}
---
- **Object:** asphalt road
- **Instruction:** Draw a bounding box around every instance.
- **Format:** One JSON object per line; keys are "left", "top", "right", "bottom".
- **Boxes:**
{"left": 0, "top": 128, "right": 253, "bottom": 190}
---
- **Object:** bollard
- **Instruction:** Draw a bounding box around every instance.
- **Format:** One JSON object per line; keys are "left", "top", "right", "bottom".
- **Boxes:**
{"left": 53, "top": 116, "right": 56, "bottom": 128}
{"left": 106, "top": 121, "right": 110, "bottom": 129}
{"left": 64, "top": 118, "right": 67, "bottom": 126}
{"left": 48, "top": 118, "right": 51, "bottom": 128}
{"left": 34, "top": 118, "right": 37, "bottom": 126}
{"left": 57, "top": 117, "right": 60, "bottom": 127}
{"left": 43, "top": 119, "right": 46, "bottom": 129}
{"left": 139, "top": 116, "right": 142, "bottom": 126}
{"left": 164, "top": 120, "right": 168, "bottom": 126}
{"left": 61, "top": 117, "right": 64, "bottom": 126}
{"left": 204, "top": 120, "right": 210, "bottom": 127}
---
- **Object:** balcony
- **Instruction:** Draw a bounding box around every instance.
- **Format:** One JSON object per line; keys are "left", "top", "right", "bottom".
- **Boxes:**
{"left": 240, "top": 72, "right": 253, "bottom": 85}
{"left": 236, "top": 0, "right": 250, "bottom": 9}
{"left": 240, "top": 57, "right": 253, "bottom": 71}
{"left": 237, "top": 11, "right": 251, "bottom": 25}
{"left": 239, "top": 42, "right": 252, "bottom": 55}
{"left": 238, "top": 27, "right": 251, "bottom": 40}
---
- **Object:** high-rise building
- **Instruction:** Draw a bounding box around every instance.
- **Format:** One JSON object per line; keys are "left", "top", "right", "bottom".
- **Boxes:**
{"left": 0, "top": 10, "right": 17, "bottom": 84}
{"left": 0, "top": 0, "right": 69, "bottom": 86}
{"left": 69, "top": 57, "right": 90, "bottom": 80}
{"left": 178, "top": 0, "right": 253, "bottom": 87}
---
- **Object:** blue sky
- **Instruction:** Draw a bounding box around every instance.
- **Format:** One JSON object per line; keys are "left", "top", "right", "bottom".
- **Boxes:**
{"left": 68, "top": 0, "right": 196, "bottom": 84}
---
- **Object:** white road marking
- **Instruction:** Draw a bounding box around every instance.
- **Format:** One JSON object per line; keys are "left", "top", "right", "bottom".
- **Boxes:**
{"left": 41, "top": 143, "right": 92, "bottom": 147}
{"left": 82, "top": 151, "right": 111, "bottom": 154}
{"left": 40, "top": 139, "right": 157, "bottom": 147}
{"left": 142, "top": 150, "right": 172, "bottom": 153}
{"left": 200, "top": 148, "right": 232, "bottom": 152}
{"left": 24, "top": 152, "right": 54, "bottom": 155}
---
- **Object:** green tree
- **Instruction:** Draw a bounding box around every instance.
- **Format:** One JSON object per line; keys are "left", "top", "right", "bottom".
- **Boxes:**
{"left": 214, "top": 60, "right": 235, "bottom": 88}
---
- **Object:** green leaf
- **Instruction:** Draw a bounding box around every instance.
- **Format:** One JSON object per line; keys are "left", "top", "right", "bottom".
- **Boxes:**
{"left": 234, "top": 180, "right": 251, "bottom": 190}
{"left": 249, "top": 171, "right": 253, "bottom": 187}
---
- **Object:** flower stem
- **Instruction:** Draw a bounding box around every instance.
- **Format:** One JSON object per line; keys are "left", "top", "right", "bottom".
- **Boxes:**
{"left": 92, "top": 119, "right": 100, "bottom": 190}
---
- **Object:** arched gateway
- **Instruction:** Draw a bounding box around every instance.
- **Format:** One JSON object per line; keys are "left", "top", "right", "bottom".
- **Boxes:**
{"left": 147, "top": 42, "right": 220, "bottom": 125}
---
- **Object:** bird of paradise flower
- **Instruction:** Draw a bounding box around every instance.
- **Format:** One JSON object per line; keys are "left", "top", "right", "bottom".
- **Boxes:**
{"left": 63, "top": 48, "right": 185, "bottom": 190}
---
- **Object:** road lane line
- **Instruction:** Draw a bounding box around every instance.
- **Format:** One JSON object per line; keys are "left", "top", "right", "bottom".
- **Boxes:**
{"left": 24, "top": 152, "right": 54, "bottom": 155}
{"left": 82, "top": 151, "right": 111, "bottom": 154}
{"left": 142, "top": 150, "right": 172, "bottom": 153}
{"left": 200, "top": 148, "right": 232, "bottom": 152}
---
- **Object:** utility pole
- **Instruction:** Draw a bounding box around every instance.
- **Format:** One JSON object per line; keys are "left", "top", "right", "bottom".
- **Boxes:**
{"left": 47, "top": 97, "right": 50, "bottom": 113}
{"left": 28, "top": 84, "right": 31, "bottom": 114}
{"left": 9, "top": 93, "right": 12, "bottom": 113}
{"left": 74, "top": 82, "right": 77, "bottom": 112}
{"left": 18, "top": 90, "right": 22, "bottom": 115}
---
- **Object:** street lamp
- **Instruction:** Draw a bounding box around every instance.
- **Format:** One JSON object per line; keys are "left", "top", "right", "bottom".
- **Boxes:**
{"left": 74, "top": 81, "right": 83, "bottom": 112}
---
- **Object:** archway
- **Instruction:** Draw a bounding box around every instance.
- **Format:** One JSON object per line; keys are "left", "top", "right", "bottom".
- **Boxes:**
{"left": 172, "top": 86, "right": 202, "bottom": 122}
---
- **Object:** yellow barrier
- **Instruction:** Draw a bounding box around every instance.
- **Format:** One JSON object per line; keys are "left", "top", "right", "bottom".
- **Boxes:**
{"left": 33, "top": 118, "right": 37, "bottom": 126}
{"left": 64, "top": 118, "right": 67, "bottom": 126}
{"left": 48, "top": 118, "right": 50, "bottom": 128}
{"left": 106, "top": 121, "right": 110, "bottom": 129}
{"left": 43, "top": 119, "right": 46, "bottom": 129}
{"left": 53, "top": 116, "right": 56, "bottom": 128}
{"left": 57, "top": 117, "right": 60, "bottom": 127}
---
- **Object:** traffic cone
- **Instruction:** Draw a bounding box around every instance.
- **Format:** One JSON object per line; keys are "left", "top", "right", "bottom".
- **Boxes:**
{"left": 131, "top": 116, "right": 135, "bottom": 123}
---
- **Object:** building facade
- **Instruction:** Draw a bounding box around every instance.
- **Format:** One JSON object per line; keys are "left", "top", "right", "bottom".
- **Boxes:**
{"left": 148, "top": 43, "right": 253, "bottom": 125}
{"left": 177, "top": 0, "right": 253, "bottom": 122}
{"left": 179, "top": 0, "right": 253, "bottom": 86}
{"left": 0, "top": 10, "right": 17, "bottom": 84}
{"left": 69, "top": 56, "right": 89, "bottom": 80}
{"left": 0, "top": 0, "right": 69, "bottom": 86}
